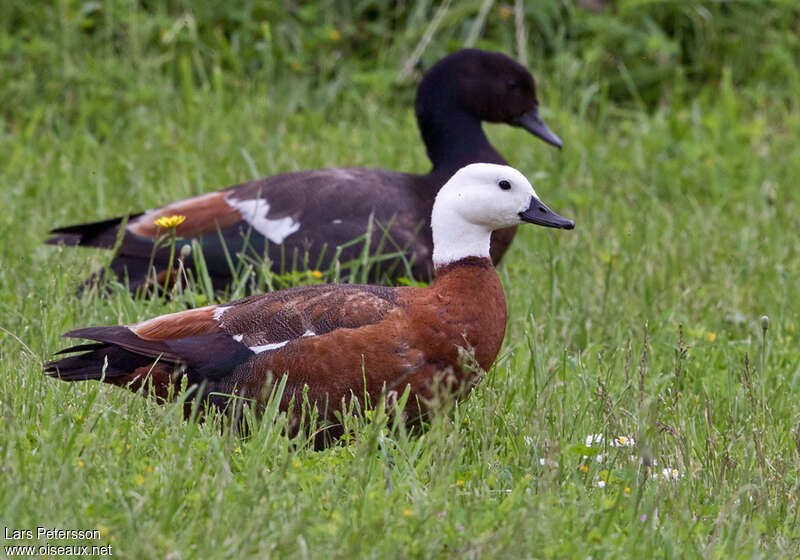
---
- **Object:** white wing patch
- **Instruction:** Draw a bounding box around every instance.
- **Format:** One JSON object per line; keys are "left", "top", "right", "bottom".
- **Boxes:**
{"left": 250, "top": 340, "right": 289, "bottom": 353}
{"left": 213, "top": 306, "right": 228, "bottom": 321}
{"left": 248, "top": 330, "right": 316, "bottom": 354}
{"left": 224, "top": 196, "right": 300, "bottom": 244}
{"left": 213, "top": 306, "right": 230, "bottom": 328}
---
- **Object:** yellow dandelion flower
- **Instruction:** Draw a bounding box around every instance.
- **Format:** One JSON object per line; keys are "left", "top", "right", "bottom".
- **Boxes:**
{"left": 154, "top": 214, "right": 187, "bottom": 229}
{"left": 329, "top": 29, "right": 341, "bottom": 41}
{"left": 126, "top": 444, "right": 131, "bottom": 450}
{"left": 403, "top": 509, "right": 412, "bottom": 517}
{"left": 97, "top": 526, "right": 109, "bottom": 538}
{"left": 624, "top": 487, "right": 631, "bottom": 494}
{"left": 311, "top": 270, "right": 322, "bottom": 279}
{"left": 706, "top": 332, "right": 717, "bottom": 342}
{"left": 146, "top": 466, "right": 152, "bottom": 473}
{"left": 293, "top": 460, "right": 301, "bottom": 468}
{"left": 456, "top": 480, "right": 465, "bottom": 486}
{"left": 77, "top": 460, "right": 84, "bottom": 467}
{"left": 580, "top": 464, "right": 589, "bottom": 473}
{"left": 137, "top": 475, "right": 145, "bottom": 485}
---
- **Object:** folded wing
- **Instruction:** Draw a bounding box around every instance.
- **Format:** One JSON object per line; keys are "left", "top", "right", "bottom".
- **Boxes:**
{"left": 46, "top": 284, "right": 402, "bottom": 404}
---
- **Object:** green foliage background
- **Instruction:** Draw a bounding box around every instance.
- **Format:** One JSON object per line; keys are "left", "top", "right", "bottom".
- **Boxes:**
{"left": 1, "top": 1, "right": 800, "bottom": 558}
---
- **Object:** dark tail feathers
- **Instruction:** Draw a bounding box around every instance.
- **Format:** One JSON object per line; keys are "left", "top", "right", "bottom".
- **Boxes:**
{"left": 45, "top": 344, "right": 155, "bottom": 381}
{"left": 46, "top": 213, "right": 143, "bottom": 248}
{"left": 45, "top": 326, "right": 176, "bottom": 381}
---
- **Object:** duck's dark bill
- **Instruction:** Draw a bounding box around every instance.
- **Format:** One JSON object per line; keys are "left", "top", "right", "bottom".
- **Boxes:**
{"left": 513, "top": 107, "right": 563, "bottom": 149}
{"left": 519, "top": 198, "right": 574, "bottom": 229}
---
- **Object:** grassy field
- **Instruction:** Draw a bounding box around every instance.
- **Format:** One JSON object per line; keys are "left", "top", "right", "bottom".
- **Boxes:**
{"left": 2, "top": 2, "right": 800, "bottom": 558}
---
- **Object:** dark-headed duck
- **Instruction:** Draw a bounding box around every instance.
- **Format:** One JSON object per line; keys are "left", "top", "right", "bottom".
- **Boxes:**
{"left": 47, "top": 49, "right": 562, "bottom": 293}
{"left": 47, "top": 163, "right": 574, "bottom": 445}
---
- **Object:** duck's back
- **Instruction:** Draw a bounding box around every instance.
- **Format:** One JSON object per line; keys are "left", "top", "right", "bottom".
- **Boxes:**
{"left": 216, "top": 167, "right": 435, "bottom": 279}
{"left": 49, "top": 167, "right": 437, "bottom": 291}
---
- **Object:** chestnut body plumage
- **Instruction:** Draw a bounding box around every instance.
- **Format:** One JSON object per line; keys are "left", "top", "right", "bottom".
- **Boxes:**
{"left": 47, "top": 164, "right": 574, "bottom": 442}
{"left": 45, "top": 49, "right": 562, "bottom": 293}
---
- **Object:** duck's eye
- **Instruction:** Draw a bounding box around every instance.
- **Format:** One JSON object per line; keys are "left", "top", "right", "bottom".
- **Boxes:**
{"left": 499, "top": 180, "right": 511, "bottom": 191}
{"left": 507, "top": 79, "right": 519, "bottom": 89}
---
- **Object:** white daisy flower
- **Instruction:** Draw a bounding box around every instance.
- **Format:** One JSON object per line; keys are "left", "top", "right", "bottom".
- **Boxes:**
{"left": 585, "top": 434, "right": 603, "bottom": 446}
{"left": 661, "top": 468, "right": 680, "bottom": 480}
{"left": 611, "top": 436, "right": 635, "bottom": 447}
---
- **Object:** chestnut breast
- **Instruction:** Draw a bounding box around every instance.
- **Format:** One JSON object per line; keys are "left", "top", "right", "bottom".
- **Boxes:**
{"left": 229, "top": 257, "right": 507, "bottom": 415}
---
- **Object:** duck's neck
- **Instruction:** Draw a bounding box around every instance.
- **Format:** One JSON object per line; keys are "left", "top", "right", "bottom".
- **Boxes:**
{"left": 433, "top": 255, "right": 495, "bottom": 277}
{"left": 418, "top": 110, "right": 506, "bottom": 177}
{"left": 432, "top": 220, "right": 492, "bottom": 269}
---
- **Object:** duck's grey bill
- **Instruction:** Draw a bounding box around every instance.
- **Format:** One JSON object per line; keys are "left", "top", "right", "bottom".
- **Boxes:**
{"left": 514, "top": 107, "right": 563, "bottom": 149}
{"left": 519, "top": 198, "right": 574, "bottom": 229}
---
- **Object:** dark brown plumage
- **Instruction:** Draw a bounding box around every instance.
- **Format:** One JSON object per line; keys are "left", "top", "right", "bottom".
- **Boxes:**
{"left": 45, "top": 49, "right": 562, "bottom": 294}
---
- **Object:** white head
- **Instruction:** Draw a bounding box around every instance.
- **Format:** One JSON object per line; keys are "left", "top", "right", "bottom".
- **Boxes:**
{"left": 431, "top": 163, "right": 574, "bottom": 268}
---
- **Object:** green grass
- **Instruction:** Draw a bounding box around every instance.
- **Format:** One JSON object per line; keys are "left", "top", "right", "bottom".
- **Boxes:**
{"left": 3, "top": 3, "right": 800, "bottom": 558}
